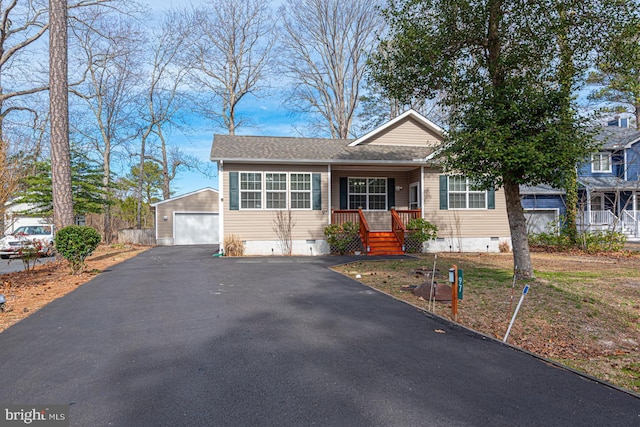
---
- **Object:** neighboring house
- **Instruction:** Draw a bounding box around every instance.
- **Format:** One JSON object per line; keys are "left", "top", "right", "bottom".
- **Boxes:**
{"left": 2, "top": 200, "right": 52, "bottom": 235}
{"left": 151, "top": 188, "right": 219, "bottom": 246}
{"left": 210, "top": 109, "right": 511, "bottom": 256}
{"left": 521, "top": 119, "right": 640, "bottom": 240}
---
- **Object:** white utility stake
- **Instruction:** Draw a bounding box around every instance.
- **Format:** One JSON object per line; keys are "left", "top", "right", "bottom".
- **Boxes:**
{"left": 503, "top": 284, "right": 530, "bottom": 343}
{"left": 428, "top": 254, "right": 438, "bottom": 312}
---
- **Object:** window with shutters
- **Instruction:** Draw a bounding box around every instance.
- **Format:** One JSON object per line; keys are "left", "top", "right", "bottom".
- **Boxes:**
{"left": 448, "top": 176, "right": 486, "bottom": 209}
{"left": 240, "top": 172, "right": 262, "bottom": 209}
{"left": 290, "top": 173, "right": 312, "bottom": 209}
{"left": 348, "top": 177, "right": 387, "bottom": 210}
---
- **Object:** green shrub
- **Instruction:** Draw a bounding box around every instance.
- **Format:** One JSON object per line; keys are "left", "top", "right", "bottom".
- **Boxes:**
{"left": 55, "top": 226, "right": 102, "bottom": 274}
{"left": 324, "top": 221, "right": 361, "bottom": 254}
{"left": 405, "top": 218, "right": 438, "bottom": 253}
{"left": 529, "top": 227, "right": 626, "bottom": 253}
{"left": 580, "top": 230, "right": 626, "bottom": 253}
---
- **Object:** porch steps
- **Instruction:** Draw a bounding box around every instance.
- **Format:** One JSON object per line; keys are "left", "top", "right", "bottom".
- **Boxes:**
{"left": 366, "top": 231, "right": 404, "bottom": 256}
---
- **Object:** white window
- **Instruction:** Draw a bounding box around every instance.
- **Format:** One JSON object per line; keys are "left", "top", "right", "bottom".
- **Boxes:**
{"left": 290, "top": 173, "right": 312, "bottom": 209}
{"left": 591, "top": 152, "right": 611, "bottom": 173}
{"left": 240, "top": 172, "right": 262, "bottom": 209}
{"left": 348, "top": 177, "right": 387, "bottom": 210}
{"left": 265, "top": 173, "right": 287, "bottom": 209}
{"left": 448, "top": 176, "right": 486, "bottom": 209}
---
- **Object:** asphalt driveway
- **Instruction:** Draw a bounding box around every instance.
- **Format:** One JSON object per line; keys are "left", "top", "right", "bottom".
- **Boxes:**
{"left": 0, "top": 246, "right": 638, "bottom": 426}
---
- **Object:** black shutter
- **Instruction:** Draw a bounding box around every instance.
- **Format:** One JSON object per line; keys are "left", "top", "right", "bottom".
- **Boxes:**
{"left": 488, "top": 188, "right": 495, "bottom": 210}
{"left": 387, "top": 178, "right": 395, "bottom": 210}
{"left": 339, "top": 177, "right": 348, "bottom": 209}
{"left": 229, "top": 172, "right": 239, "bottom": 210}
{"left": 439, "top": 175, "right": 448, "bottom": 210}
{"left": 312, "top": 173, "right": 321, "bottom": 210}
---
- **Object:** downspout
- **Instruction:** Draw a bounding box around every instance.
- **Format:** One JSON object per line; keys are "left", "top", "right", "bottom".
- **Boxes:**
{"left": 219, "top": 160, "right": 224, "bottom": 251}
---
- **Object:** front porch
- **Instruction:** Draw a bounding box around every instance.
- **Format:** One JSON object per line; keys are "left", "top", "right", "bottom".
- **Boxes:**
{"left": 331, "top": 208, "right": 422, "bottom": 255}
{"left": 580, "top": 188, "right": 640, "bottom": 240}
{"left": 579, "top": 210, "right": 640, "bottom": 240}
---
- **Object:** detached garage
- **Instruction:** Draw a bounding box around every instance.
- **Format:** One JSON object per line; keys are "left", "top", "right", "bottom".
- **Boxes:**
{"left": 152, "top": 188, "right": 219, "bottom": 246}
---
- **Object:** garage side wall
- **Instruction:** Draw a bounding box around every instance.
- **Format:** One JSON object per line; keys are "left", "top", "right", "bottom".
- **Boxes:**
{"left": 155, "top": 190, "right": 219, "bottom": 245}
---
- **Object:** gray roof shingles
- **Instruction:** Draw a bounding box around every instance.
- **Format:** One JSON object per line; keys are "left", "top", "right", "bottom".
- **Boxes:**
{"left": 596, "top": 126, "right": 640, "bottom": 150}
{"left": 210, "top": 134, "right": 437, "bottom": 164}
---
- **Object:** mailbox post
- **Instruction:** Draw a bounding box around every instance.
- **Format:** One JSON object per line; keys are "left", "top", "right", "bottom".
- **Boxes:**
{"left": 449, "top": 266, "right": 464, "bottom": 320}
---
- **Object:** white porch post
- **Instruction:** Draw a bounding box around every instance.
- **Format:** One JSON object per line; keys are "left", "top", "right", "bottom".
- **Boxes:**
{"left": 586, "top": 188, "right": 591, "bottom": 229}
{"left": 218, "top": 160, "right": 224, "bottom": 248}
{"left": 420, "top": 166, "right": 425, "bottom": 218}
{"left": 327, "top": 164, "right": 332, "bottom": 225}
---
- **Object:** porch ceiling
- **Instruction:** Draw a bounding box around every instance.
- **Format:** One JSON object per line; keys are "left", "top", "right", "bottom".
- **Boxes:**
{"left": 579, "top": 176, "right": 640, "bottom": 191}
{"left": 331, "top": 165, "right": 419, "bottom": 172}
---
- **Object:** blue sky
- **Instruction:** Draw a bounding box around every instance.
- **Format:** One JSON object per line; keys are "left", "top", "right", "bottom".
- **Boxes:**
{"left": 149, "top": 0, "right": 299, "bottom": 196}
{"left": 170, "top": 95, "right": 300, "bottom": 195}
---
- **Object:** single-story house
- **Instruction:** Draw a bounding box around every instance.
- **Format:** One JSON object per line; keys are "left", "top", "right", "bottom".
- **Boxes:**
{"left": 151, "top": 188, "right": 219, "bottom": 246}
{"left": 210, "top": 109, "right": 511, "bottom": 255}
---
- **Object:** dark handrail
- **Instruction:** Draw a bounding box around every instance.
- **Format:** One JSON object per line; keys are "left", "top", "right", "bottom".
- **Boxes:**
{"left": 390, "top": 208, "right": 406, "bottom": 249}
{"left": 358, "top": 208, "right": 370, "bottom": 254}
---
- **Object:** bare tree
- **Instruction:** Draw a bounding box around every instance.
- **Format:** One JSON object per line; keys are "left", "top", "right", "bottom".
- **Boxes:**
{"left": 138, "top": 9, "right": 193, "bottom": 207}
{"left": 69, "top": 10, "right": 142, "bottom": 240}
{"left": 279, "top": 0, "right": 385, "bottom": 138}
{"left": 188, "top": 0, "right": 275, "bottom": 135}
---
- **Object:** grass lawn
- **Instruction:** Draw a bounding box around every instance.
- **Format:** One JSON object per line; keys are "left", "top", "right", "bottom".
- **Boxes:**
{"left": 332, "top": 251, "right": 640, "bottom": 395}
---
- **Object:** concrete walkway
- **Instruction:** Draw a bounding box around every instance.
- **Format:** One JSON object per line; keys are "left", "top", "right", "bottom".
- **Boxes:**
{"left": 0, "top": 246, "right": 637, "bottom": 426}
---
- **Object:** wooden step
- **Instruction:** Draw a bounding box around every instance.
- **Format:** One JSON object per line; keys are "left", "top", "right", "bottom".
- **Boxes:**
{"left": 365, "top": 231, "right": 404, "bottom": 255}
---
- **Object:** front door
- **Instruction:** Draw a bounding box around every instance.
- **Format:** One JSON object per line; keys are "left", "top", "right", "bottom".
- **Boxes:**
{"left": 409, "top": 182, "right": 420, "bottom": 210}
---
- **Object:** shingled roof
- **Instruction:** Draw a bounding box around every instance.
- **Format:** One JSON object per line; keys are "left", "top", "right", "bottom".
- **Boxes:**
{"left": 596, "top": 126, "right": 640, "bottom": 150}
{"left": 210, "top": 135, "right": 439, "bottom": 165}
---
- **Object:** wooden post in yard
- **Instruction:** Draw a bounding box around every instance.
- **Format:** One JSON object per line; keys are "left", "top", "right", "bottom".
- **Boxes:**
{"left": 451, "top": 265, "right": 458, "bottom": 321}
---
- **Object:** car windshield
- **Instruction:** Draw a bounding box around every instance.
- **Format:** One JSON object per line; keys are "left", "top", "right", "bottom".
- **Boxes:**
{"left": 14, "top": 226, "right": 52, "bottom": 236}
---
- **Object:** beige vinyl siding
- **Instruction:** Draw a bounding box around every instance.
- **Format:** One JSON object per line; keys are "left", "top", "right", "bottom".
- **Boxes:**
{"left": 364, "top": 117, "right": 442, "bottom": 147}
{"left": 223, "top": 163, "right": 328, "bottom": 240}
{"left": 423, "top": 171, "right": 511, "bottom": 238}
{"left": 156, "top": 189, "right": 219, "bottom": 240}
{"left": 409, "top": 168, "right": 422, "bottom": 185}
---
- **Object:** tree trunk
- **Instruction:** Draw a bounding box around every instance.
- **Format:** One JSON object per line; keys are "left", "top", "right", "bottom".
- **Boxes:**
{"left": 100, "top": 144, "right": 111, "bottom": 242}
{"left": 503, "top": 179, "right": 534, "bottom": 279}
{"left": 50, "top": 0, "right": 74, "bottom": 230}
{"left": 564, "top": 168, "right": 579, "bottom": 244}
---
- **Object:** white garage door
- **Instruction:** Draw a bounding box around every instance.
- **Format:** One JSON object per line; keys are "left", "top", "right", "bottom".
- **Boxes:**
{"left": 174, "top": 213, "right": 219, "bottom": 245}
{"left": 524, "top": 210, "right": 557, "bottom": 234}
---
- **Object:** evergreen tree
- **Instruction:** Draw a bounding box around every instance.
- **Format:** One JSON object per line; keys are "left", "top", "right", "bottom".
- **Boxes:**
{"left": 19, "top": 153, "right": 109, "bottom": 217}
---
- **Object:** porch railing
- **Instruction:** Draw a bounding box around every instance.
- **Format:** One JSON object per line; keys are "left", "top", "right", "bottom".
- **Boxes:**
{"left": 589, "top": 210, "right": 616, "bottom": 225}
{"left": 331, "top": 209, "right": 359, "bottom": 226}
{"left": 358, "top": 208, "right": 370, "bottom": 253}
{"left": 394, "top": 209, "right": 421, "bottom": 226}
{"left": 621, "top": 210, "right": 639, "bottom": 237}
{"left": 390, "top": 209, "right": 406, "bottom": 249}
{"left": 331, "top": 209, "right": 370, "bottom": 253}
